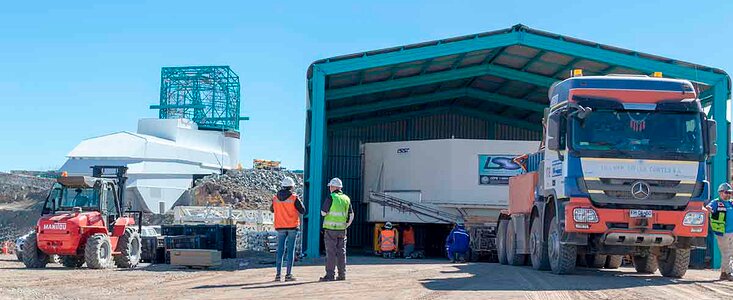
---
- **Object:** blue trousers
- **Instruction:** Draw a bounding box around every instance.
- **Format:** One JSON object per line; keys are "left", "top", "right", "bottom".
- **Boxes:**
{"left": 275, "top": 229, "right": 297, "bottom": 276}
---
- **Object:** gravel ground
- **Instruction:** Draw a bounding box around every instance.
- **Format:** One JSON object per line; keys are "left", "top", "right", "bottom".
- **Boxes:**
{"left": 2, "top": 254, "right": 733, "bottom": 300}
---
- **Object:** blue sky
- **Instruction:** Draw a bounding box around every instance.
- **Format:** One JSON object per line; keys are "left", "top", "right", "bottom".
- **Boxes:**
{"left": 0, "top": 1, "right": 731, "bottom": 171}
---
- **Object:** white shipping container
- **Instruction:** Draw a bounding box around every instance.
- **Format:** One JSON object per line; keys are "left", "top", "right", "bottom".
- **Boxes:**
{"left": 363, "top": 139, "right": 539, "bottom": 224}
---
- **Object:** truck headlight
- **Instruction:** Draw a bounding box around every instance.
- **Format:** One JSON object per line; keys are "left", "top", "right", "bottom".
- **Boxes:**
{"left": 573, "top": 208, "right": 599, "bottom": 223}
{"left": 683, "top": 212, "right": 705, "bottom": 226}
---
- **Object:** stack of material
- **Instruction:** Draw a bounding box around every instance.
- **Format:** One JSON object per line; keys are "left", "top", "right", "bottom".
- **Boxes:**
{"left": 161, "top": 224, "right": 238, "bottom": 259}
{"left": 0, "top": 173, "right": 54, "bottom": 242}
{"left": 190, "top": 169, "right": 303, "bottom": 210}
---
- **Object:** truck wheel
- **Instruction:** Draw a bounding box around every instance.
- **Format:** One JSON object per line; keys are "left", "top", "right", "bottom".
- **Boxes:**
{"left": 85, "top": 233, "right": 112, "bottom": 269}
{"left": 506, "top": 220, "right": 526, "bottom": 266}
{"left": 61, "top": 256, "right": 85, "bottom": 268}
{"left": 658, "top": 248, "right": 690, "bottom": 278}
{"left": 633, "top": 254, "right": 658, "bottom": 274}
{"left": 497, "top": 220, "right": 509, "bottom": 265}
{"left": 605, "top": 255, "right": 623, "bottom": 269}
{"left": 114, "top": 227, "right": 142, "bottom": 268}
{"left": 548, "top": 216, "right": 576, "bottom": 274}
{"left": 530, "top": 214, "right": 550, "bottom": 270}
{"left": 22, "top": 232, "right": 48, "bottom": 269}
{"left": 585, "top": 254, "right": 607, "bottom": 268}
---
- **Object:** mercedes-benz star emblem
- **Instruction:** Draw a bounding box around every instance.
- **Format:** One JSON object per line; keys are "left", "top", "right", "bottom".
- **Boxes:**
{"left": 631, "top": 181, "right": 651, "bottom": 200}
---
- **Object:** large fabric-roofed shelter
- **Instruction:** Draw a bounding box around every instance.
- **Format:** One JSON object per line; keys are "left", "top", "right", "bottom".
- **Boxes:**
{"left": 303, "top": 24, "right": 731, "bottom": 262}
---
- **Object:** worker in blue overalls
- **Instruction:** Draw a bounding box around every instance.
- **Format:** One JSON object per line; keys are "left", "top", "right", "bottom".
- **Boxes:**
{"left": 445, "top": 222, "right": 470, "bottom": 263}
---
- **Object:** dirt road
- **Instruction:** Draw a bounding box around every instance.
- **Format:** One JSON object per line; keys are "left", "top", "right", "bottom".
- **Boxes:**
{"left": 1, "top": 254, "right": 732, "bottom": 300}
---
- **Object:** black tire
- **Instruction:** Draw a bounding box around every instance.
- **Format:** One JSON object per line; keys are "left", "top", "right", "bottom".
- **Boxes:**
{"left": 85, "top": 234, "right": 112, "bottom": 269}
{"left": 658, "top": 248, "right": 690, "bottom": 278}
{"left": 61, "top": 256, "right": 85, "bottom": 268}
{"left": 548, "top": 216, "right": 576, "bottom": 274}
{"left": 605, "top": 255, "right": 623, "bottom": 269}
{"left": 497, "top": 220, "right": 509, "bottom": 265}
{"left": 506, "top": 220, "right": 526, "bottom": 266}
{"left": 22, "top": 232, "right": 48, "bottom": 269}
{"left": 114, "top": 227, "right": 142, "bottom": 268}
{"left": 633, "top": 254, "right": 658, "bottom": 274}
{"left": 585, "top": 254, "right": 607, "bottom": 268}
{"left": 530, "top": 214, "right": 550, "bottom": 270}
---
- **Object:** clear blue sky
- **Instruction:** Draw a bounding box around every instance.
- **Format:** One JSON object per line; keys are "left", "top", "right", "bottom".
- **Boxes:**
{"left": 0, "top": 1, "right": 731, "bottom": 171}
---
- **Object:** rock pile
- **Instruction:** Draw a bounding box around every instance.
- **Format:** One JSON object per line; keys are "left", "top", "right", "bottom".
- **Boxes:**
{"left": 191, "top": 169, "right": 304, "bottom": 210}
{"left": 0, "top": 173, "right": 54, "bottom": 242}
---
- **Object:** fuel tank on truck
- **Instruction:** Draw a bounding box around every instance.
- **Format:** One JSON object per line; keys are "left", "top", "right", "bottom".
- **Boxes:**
{"left": 363, "top": 139, "right": 539, "bottom": 224}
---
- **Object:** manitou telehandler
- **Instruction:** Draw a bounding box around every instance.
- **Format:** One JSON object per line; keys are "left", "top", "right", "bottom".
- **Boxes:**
{"left": 22, "top": 166, "right": 142, "bottom": 269}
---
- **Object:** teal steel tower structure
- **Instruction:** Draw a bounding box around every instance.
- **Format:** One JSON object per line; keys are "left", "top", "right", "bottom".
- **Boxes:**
{"left": 151, "top": 66, "right": 248, "bottom": 132}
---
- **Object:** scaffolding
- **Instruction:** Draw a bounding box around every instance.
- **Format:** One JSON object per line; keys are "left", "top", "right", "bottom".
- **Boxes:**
{"left": 152, "top": 66, "right": 246, "bottom": 131}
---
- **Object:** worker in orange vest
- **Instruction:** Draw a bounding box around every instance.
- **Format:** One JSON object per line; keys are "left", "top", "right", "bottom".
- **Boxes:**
{"left": 270, "top": 177, "right": 306, "bottom": 282}
{"left": 379, "top": 222, "right": 398, "bottom": 258}
{"left": 402, "top": 224, "right": 415, "bottom": 259}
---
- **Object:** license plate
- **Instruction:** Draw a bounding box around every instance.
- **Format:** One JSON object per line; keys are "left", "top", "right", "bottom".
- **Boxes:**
{"left": 630, "top": 209, "right": 653, "bottom": 218}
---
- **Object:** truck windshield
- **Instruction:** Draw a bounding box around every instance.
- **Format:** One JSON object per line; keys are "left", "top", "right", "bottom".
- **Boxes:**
{"left": 570, "top": 110, "right": 704, "bottom": 161}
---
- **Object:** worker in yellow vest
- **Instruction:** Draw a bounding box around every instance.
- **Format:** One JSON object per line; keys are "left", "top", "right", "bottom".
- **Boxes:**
{"left": 378, "top": 222, "right": 397, "bottom": 258}
{"left": 707, "top": 183, "right": 733, "bottom": 281}
{"left": 319, "top": 178, "right": 354, "bottom": 281}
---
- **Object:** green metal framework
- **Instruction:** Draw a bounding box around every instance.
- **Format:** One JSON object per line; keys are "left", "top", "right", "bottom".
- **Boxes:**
{"left": 152, "top": 66, "right": 248, "bottom": 131}
{"left": 304, "top": 24, "right": 731, "bottom": 265}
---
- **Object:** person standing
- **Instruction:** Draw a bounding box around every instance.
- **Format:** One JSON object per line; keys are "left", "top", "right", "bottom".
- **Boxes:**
{"left": 270, "top": 177, "right": 306, "bottom": 282}
{"left": 320, "top": 178, "right": 354, "bottom": 281}
{"left": 402, "top": 224, "right": 415, "bottom": 259}
{"left": 445, "top": 222, "right": 470, "bottom": 263}
{"left": 707, "top": 183, "right": 733, "bottom": 280}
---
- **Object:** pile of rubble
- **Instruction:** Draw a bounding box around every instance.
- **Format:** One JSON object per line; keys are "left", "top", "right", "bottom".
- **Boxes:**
{"left": 0, "top": 173, "right": 55, "bottom": 242}
{"left": 190, "top": 169, "right": 304, "bottom": 210}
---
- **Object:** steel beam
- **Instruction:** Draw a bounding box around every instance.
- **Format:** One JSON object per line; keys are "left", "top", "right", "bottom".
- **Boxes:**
{"left": 305, "top": 67, "right": 327, "bottom": 259}
{"left": 317, "top": 32, "right": 521, "bottom": 74}
{"left": 452, "top": 106, "right": 542, "bottom": 131}
{"left": 519, "top": 34, "right": 725, "bottom": 85}
{"left": 326, "top": 64, "right": 557, "bottom": 100}
{"left": 329, "top": 106, "right": 453, "bottom": 129}
{"left": 465, "top": 89, "right": 546, "bottom": 112}
{"left": 709, "top": 79, "right": 731, "bottom": 270}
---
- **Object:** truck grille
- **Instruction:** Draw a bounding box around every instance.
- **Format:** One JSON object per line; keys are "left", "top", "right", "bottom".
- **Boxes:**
{"left": 584, "top": 178, "right": 695, "bottom": 209}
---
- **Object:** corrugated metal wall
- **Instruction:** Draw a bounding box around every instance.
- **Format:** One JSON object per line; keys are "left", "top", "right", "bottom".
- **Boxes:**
{"left": 326, "top": 113, "right": 541, "bottom": 248}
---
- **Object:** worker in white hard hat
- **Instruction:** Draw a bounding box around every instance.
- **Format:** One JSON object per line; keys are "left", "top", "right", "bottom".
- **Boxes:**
{"left": 378, "top": 222, "right": 398, "bottom": 258}
{"left": 707, "top": 182, "right": 733, "bottom": 281}
{"left": 270, "top": 176, "right": 305, "bottom": 282}
{"left": 320, "top": 177, "right": 354, "bottom": 281}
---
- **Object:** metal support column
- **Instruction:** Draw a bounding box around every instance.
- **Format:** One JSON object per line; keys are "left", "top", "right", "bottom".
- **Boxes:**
{"left": 305, "top": 67, "right": 327, "bottom": 258}
{"left": 710, "top": 80, "right": 731, "bottom": 270}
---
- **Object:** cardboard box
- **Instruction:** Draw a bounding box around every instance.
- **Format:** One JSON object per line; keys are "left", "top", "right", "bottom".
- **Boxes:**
{"left": 169, "top": 249, "right": 222, "bottom": 267}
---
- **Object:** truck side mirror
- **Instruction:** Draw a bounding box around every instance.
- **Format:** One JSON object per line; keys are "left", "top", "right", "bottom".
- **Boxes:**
{"left": 707, "top": 119, "right": 718, "bottom": 156}
{"left": 547, "top": 113, "right": 562, "bottom": 151}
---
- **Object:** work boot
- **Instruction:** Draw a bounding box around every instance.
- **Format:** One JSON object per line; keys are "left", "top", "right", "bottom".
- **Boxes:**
{"left": 319, "top": 276, "right": 334, "bottom": 282}
{"left": 284, "top": 274, "right": 296, "bottom": 282}
{"left": 274, "top": 274, "right": 281, "bottom": 282}
{"left": 719, "top": 272, "right": 730, "bottom": 281}
{"left": 336, "top": 275, "right": 346, "bottom": 281}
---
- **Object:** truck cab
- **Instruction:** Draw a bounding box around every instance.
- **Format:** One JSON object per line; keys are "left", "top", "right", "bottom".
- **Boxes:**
{"left": 498, "top": 73, "right": 716, "bottom": 278}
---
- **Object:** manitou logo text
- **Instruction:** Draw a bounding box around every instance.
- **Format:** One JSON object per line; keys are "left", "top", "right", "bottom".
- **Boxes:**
{"left": 43, "top": 223, "right": 67, "bottom": 231}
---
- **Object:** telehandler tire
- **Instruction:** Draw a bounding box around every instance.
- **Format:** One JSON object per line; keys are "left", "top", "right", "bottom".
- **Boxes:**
{"left": 114, "top": 227, "right": 142, "bottom": 268}
{"left": 22, "top": 232, "right": 48, "bottom": 269}
{"left": 61, "top": 256, "right": 85, "bottom": 268}
{"left": 85, "top": 234, "right": 112, "bottom": 269}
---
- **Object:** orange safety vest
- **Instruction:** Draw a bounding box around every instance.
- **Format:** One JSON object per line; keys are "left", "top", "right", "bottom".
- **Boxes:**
{"left": 380, "top": 229, "right": 396, "bottom": 251}
{"left": 402, "top": 228, "right": 415, "bottom": 245}
{"left": 272, "top": 194, "right": 300, "bottom": 229}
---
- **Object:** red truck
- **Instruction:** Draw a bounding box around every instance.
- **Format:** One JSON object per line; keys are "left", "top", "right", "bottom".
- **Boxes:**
{"left": 496, "top": 72, "right": 716, "bottom": 277}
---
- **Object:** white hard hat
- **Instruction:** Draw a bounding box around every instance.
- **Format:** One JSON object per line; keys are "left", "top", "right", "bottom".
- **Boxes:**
{"left": 327, "top": 177, "right": 343, "bottom": 188}
{"left": 385, "top": 222, "right": 393, "bottom": 229}
{"left": 281, "top": 177, "right": 295, "bottom": 187}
